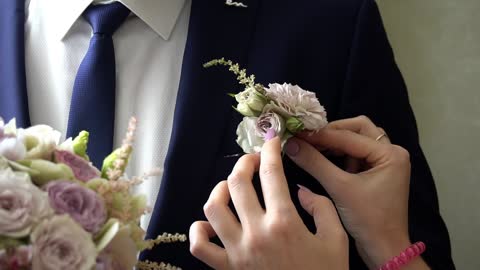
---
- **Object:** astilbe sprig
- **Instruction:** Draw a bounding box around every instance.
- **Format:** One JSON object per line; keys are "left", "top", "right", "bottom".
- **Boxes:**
{"left": 137, "top": 260, "right": 182, "bottom": 270}
{"left": 204, "top": 58, "right": 265, "bottom": 93}
{"left": 135, "top": 232, "right": 187, "bottom": 269}
{"left": 107, "top": 117, "right": 137, "bottom": 181}
{"left": 91, "top": 116, "right": 187, "bottom": 268}
{"left": 135, "top": 232, "right": 187, "bottom": 270}
{"left": 141, "top": 233, "right": 188, "bottom": 250}
{"left": 91, "top": 117, "right": 152, "bottom": 222}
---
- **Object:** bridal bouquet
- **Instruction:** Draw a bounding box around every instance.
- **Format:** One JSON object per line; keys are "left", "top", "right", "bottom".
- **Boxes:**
{"left": 0, "top": 117, "right": 185, "bottom": 270}
{"left": 205, "top": 58, "right": 328, "bottom": 153}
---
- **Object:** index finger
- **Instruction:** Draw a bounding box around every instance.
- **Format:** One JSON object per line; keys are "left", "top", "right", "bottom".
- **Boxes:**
{"left": 327, "top": 116, "right": 391, "bottom": 144}
{"left": 260, "top": 137, "right": 294, "bottom": 211}
{"left": 228, "top": 154, "right": 264, "bottom": 225}
{"left": 299, "top": 129, "right": 389, "bottom": 166}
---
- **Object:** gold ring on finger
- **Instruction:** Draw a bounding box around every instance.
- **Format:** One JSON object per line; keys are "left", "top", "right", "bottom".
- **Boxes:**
{"left": 375, "top": 133, "right": 387, "bottom": 142}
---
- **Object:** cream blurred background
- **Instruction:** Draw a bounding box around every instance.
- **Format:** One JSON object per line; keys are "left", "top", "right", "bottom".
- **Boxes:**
{"left": 377, "top": 0, "right": 479, "bottom": 268}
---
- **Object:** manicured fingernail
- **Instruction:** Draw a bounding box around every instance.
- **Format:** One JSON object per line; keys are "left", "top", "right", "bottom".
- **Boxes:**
{"left": 285, "top": 140, "right": 299, "bottom": 156}
{"left": 264, "top": 128, "right": 276, "bottom": 141}
{"left": 297, "top": 184, "right": 311, "bottom": 193}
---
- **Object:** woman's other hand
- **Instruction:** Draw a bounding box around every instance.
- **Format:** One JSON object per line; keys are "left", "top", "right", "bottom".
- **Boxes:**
{"left": 189, "top": 136, "right": 348, "bottom": 270}
{"left": 285, "top": 116, "right": 429, "bottom": 269}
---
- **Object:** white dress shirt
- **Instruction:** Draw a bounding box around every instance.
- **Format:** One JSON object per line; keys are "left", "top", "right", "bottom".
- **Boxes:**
{"left": 25, "top": 0, "right": 191, "bottom": 229}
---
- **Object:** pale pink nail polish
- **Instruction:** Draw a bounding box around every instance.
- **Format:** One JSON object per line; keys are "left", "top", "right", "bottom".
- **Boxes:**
{"left": 285, "top": 140, "right": 299, "bottom": 156}
{"left": 297, "top": 184, "right": 311, "bottom": 193}
{"left": 264, "top": 128, "right": 276, "bottom": 141}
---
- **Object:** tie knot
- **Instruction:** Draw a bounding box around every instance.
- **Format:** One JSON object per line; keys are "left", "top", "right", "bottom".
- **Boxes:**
{"left": 83, "top": 2, "right": 130, "bottom": 35}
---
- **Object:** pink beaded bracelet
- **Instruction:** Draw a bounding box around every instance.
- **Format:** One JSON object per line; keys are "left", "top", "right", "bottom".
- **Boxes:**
{"left": 378, "top": 242, "right": 426, "bottom": 270}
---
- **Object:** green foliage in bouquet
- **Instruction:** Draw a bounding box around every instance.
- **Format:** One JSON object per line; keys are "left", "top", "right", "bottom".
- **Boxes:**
{"left": 0, "top": 117, "right": 187, "bottom": 270}
{"left": 73, "top": 130, "right": 90, "bottom": 160}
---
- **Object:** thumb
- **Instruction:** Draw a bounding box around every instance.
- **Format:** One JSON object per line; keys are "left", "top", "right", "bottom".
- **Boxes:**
{"left": 297, "top": 186, "right": 345, "bottom": 238}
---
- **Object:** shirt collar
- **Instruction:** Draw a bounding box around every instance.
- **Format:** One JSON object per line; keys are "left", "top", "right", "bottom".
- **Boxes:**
{"left": 54, "top": 0, "right": 186, "bottom": 41}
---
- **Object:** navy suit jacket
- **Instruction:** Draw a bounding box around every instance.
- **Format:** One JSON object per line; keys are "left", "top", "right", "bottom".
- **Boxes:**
{"left": 0, "top": 0, "right": 455, "bottom": 269}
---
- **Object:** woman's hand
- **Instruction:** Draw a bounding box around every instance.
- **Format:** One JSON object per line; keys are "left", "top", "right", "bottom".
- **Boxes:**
{"left": 285, "top": 116, "right": 429, "bottom": 269}
{"left": 189, "top": 136, "right": 349, "bottom": 270}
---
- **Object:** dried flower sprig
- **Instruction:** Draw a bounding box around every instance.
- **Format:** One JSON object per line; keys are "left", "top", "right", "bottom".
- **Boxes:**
{"left": 135, "top": 232, "right": 187, "bottom": 269}
{"left": 129, "top": 168, "right": 162, "bottom": 186}
{"left": 137, "top": 260, "right": 182, "bottom": 270}
{"left": 105, "top": 117, "right": 137, "bottom": 181}
{"left": 204, "top": 58, "right": 264, "bottom": 92}
{"left": 142, "top": 233, "right": 188, "bottom": 251}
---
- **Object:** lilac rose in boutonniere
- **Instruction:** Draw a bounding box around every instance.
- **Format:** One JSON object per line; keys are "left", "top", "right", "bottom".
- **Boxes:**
{"left": 236, "top": 110, "right": 288, "bottom": 153}
{"left": 204, "top": 58, "right": 328, "bottom": 153}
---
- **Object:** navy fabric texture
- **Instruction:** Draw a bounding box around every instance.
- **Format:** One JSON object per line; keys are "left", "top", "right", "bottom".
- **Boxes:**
{"left": 66, "top": 3, "right": 130, "bottom": 167}
{"left": 0, "top": 0, "right": 455, "bottom": 269}
{"left": 0, "top": 0, "right": 30, "bottom": 127}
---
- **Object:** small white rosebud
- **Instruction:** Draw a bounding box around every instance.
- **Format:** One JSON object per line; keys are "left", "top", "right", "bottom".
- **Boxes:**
{"left": 234, "top": 87, "right": 268, "bottom": 117}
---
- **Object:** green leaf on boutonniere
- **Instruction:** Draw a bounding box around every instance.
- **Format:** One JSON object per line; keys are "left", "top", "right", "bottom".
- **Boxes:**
{"left": 286, "top": 117, "right": 305, "bottom": 133}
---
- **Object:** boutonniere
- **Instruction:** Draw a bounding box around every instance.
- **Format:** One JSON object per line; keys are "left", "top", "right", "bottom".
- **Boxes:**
{"left": 225, "top": 0, "right": 248, "bottom": 8}
{"left": 204, "top": 58, "right": 328, "bottom": 153}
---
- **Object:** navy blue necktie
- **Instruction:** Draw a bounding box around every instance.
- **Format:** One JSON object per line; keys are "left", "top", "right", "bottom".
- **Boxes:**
{"left": 66, "top": 3, "right": 130, "bottom": 168}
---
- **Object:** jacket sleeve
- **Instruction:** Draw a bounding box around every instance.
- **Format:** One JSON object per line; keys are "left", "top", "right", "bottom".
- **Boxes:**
{"left": 338, "top": 0, "right": 455, "bottom": 268}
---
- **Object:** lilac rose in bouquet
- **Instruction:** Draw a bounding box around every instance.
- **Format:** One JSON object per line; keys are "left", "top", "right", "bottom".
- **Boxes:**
{"left": 0, "top": 117, "right": 186, "bottom": 270}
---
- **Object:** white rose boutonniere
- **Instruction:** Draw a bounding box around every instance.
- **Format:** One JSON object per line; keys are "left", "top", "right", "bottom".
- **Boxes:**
{"left": 204, "top": 58, "right": 328, "bottom": 153}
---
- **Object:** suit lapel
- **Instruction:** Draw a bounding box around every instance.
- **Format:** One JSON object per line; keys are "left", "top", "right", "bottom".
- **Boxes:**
{"left": 0, "top": 0, "right": 30, "bottom": 127}
{"left": 0, "top": 0, "right": 257, "bottom": 230}
{"left": 147, "top": 0, "right": 258, "bottom": 233}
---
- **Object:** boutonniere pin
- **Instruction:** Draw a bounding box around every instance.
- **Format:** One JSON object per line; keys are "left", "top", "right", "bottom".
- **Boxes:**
{"left": 204, "top": 58, "right": 328, "bottom": 153}
{"left": 225, "top": 0, "right": 248, "bottom": 8}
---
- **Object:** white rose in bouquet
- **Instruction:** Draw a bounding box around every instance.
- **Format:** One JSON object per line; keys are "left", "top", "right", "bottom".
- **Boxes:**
{"left": 18, "top": 125, "right": 61, "bottom": 160}
{"left": 0, "top": 168, "right": 52, "bottom": 237}
{"left": 31, "top": 215, "right": 97, "bottom": 270}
